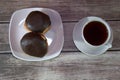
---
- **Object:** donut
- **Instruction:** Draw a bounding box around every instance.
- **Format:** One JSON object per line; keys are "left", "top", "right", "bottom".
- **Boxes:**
{"left": 20, "top": 32, "right": 48, "bottom": 57}
{"left": 25, "top": 11, "right": 51, "bottom": 33}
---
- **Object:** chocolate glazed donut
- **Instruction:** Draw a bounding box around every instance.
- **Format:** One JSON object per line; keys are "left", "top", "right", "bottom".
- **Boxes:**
{"left": 20, "top": 32, "right": 48, "bottom": 57}
{"left": 25, "top": 11, "right": 51, "bottom": 33}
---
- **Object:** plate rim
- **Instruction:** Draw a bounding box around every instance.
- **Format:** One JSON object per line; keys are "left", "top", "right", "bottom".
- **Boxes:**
{"left": 9, "top": 8, "right": 64, "bottom": 61}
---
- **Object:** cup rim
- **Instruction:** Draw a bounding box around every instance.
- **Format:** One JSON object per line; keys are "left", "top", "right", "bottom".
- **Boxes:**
{"left": 82, "top": 17, "right": 111, "bottom": 47}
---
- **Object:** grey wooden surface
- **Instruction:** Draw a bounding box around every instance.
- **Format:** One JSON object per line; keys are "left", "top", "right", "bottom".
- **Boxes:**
{"left": 0, "top": 51, "right": 120, "bottom": 80}
{"left": 0, "top": 0, "right": 120, "bottom": 80}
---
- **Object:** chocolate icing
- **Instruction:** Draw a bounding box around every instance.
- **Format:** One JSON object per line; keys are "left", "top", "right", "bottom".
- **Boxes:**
{"left": 25, "top": 11, "right": 51, "bottom": 33}
{"left": 20, "top": 32, "right": 48, "bottom": 57}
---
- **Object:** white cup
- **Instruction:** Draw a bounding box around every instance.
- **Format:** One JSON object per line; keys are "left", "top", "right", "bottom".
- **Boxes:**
{"left": 73, "top": 16, "right": 113, "bottom": 56}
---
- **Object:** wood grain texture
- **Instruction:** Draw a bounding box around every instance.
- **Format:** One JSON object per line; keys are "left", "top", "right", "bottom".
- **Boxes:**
{"left": 0, "top": 51, "right": 120, "bottom": 80}
{"left": 0, "top": 0, "right": 120, "bottom": 21}
{"left": 0, "top": 0, "right": 120, "bottom": 80}
{"left": 0, "top": 21, "right": 120, "bottom": 52}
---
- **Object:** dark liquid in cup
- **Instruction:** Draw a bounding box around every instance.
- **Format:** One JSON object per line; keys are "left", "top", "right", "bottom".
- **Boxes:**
{"left": 83, "top": 21, "right": 108, "bottom": 46}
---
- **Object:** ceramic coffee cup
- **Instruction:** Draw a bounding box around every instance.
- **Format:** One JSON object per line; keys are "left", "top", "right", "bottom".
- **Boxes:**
{"left": 73, "top": 16, "right": 113, "bottom": 56}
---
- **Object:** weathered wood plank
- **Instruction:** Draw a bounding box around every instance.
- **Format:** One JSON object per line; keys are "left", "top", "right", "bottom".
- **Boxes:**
{"left": 0, "top": 21, "right": 119, "bottom": 52}
{"left": 0, "top": 51, "right": 120, "bottom": 80}
{"left": 0, "top": 0, "right": 120, "bottom": 21}
{"left": 0, "top": 24, "right": 9, "bottom": 44}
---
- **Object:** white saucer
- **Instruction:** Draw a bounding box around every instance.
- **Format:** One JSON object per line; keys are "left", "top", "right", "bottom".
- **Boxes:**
{"left": 9, "top": 8, "right": 64, "bottom": 61}
{"left": 73, "top": 17, "right": 113, "bottom": 56}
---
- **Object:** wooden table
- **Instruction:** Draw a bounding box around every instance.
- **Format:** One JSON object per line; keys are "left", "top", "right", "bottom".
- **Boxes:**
{"left": 0, "top": 0, "right": 120, "bottom": 80}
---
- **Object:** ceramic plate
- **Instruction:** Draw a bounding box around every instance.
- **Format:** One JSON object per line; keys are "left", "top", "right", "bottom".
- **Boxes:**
{"left": 9, "top": 8, "right": 64, "bottom": 61}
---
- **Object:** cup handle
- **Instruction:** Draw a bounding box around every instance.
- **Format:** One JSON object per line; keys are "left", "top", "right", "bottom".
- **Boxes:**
{"left": 106, "top": 44, "right": 112, "bottom": 49}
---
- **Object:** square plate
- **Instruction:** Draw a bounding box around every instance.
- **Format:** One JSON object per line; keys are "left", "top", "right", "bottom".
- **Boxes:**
{"left": 9, "top": 8, "right": 64, "bottom": 61}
